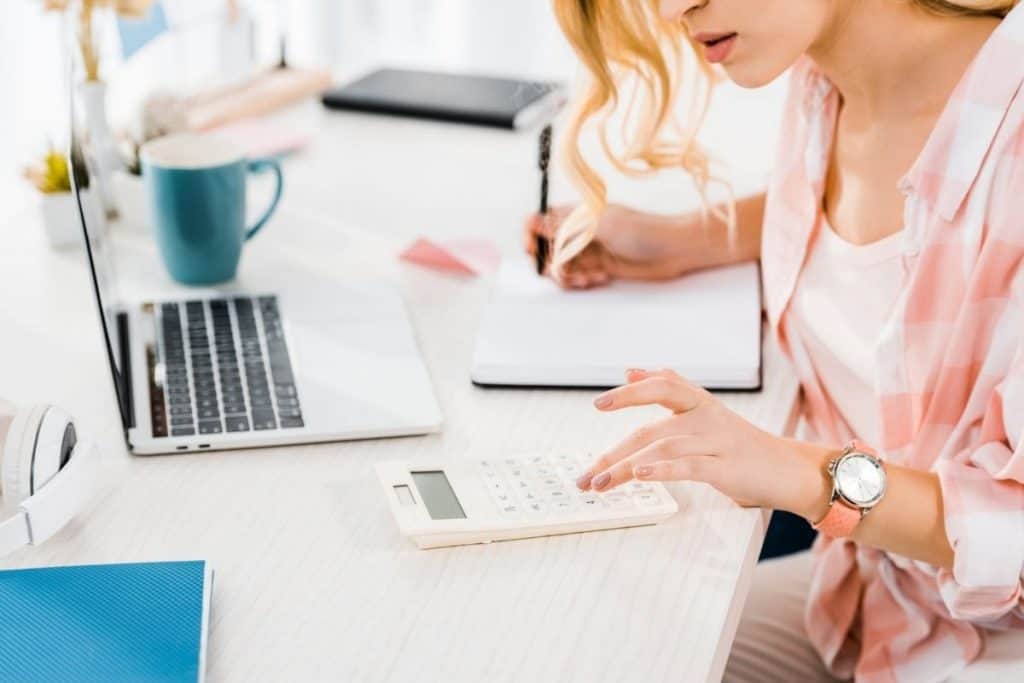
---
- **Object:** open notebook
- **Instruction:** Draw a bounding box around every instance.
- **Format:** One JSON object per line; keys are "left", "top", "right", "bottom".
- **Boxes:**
{"left": 472, "top": 258, "right": 763, "bottom": 390}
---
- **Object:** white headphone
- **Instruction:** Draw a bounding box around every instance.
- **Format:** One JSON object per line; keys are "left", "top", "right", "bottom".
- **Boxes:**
{"left": 0, "top": 404, "right": 100, "bottom": 557}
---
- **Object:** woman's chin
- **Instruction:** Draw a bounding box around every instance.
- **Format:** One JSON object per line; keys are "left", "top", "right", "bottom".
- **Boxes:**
{"left": 721, "top": 62, "right": 784, "bottom": 90}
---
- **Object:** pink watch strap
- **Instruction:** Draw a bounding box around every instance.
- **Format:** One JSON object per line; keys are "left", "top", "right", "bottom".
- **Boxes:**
{"left": 849, "top": 439, "right": 877, "bottom": 457}
{"left": 813, "top": 499, "right": 861, "bottom": 537}
{"left": 811, "top": 439, "right": 877, "bottom": 537}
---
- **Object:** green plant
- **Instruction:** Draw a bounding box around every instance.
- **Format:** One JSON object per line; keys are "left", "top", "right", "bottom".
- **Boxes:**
{"left": 24, "top": 147, "right": 71, "bottom": 194}
{"left": 23, "top": 142, "right": 91, "bottom": 193}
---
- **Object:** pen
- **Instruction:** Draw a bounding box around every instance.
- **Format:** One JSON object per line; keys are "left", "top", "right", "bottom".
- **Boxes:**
{"left": 535, "top": 124, "right": 552, "bottom": 275}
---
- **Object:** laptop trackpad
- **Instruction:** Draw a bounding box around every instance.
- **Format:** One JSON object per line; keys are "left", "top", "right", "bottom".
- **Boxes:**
{"left": 283, "top": 309, "right": 440, "bottom": 434}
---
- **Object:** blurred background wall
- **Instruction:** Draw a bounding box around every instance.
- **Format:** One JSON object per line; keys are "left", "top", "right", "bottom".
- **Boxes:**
{"left": 2, "top": 0, "right": 788, "bottom": 226}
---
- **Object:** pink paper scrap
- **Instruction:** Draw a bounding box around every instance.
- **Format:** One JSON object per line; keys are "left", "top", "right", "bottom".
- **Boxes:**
{"left": 400, "top": 238, "right": 501, "bottom": 276}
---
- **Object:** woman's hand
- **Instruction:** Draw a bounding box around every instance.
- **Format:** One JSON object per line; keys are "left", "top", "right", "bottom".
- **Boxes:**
{"left": 576, "top": 368, "right": 829, "bottom": 516}
{"left": 523, "top": 204, "right": 714, "bottom": 289}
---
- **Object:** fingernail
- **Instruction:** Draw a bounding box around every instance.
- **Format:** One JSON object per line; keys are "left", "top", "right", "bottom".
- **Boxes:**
{"left": 627, "top": 368, "right": 645, "bottom": 375}
{"left": 576, "top": 472, "right": 593, "bottom": 490}
{"left": 591, "top": 472, "right": 611, "bottom": 490}
{"left": 594, "top": 393, "right": 612, "bottom": 409}
{"left": 635, "top": 465, "right": 653, "bottom": 478}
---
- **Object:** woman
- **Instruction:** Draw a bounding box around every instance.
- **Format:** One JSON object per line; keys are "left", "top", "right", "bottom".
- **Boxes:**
{"left": 527, "top": 1, "right": 1024, "bottom": 681}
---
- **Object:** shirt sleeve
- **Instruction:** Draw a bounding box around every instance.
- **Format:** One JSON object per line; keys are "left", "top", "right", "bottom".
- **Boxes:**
{"left": 934, "top": 305, "right": 1024, "bottom": 626}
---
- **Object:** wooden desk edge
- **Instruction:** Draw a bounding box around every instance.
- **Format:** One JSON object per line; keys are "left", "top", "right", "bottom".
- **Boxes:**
{"left": 706, "top": 383, "right": 802, "bottom": 681}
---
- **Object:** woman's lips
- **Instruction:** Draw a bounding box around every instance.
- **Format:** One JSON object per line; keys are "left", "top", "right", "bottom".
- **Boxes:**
{"left": 695, "top": 32, "right": 738, "bottom": 64}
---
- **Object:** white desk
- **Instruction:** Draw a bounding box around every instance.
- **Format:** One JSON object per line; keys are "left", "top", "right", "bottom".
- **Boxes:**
{"left": 0, "top": 107, "right": 799, "bottom": 682}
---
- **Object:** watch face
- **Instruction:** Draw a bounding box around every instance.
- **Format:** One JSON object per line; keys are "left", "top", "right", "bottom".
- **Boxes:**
{"left": 835, "top": 454, "right": 885, "bottom": 506}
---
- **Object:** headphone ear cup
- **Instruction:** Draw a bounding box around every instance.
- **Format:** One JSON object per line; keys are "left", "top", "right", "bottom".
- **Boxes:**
{"left": 1, "top": 404, "right": 49, "bottom": 509}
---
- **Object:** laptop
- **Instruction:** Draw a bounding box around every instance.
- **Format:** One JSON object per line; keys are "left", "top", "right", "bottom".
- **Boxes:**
{"left": 69, "top": 91, "right": 442, "bottom": 456}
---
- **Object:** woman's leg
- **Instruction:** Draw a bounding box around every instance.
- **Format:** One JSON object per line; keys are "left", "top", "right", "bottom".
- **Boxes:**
{"left": 723, "top": 551, "right": 842, "bottom": 683}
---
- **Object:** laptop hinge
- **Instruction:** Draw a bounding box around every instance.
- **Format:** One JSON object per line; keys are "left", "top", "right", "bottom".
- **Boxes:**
{"left": 116, "top": 312, "right": 136, "bottom": 429}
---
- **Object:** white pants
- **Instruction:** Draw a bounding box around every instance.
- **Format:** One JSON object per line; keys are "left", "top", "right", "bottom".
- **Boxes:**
{"left": 723, "top": 552, "right": 1024, "bottom": 682}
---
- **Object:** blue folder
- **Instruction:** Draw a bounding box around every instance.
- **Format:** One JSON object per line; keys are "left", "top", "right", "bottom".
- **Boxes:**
{"left": 0, "top": 560, "right": 213, "bottom": 683}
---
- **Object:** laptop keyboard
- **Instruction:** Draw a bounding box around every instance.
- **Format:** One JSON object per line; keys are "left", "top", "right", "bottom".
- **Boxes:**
{"left": 151, "top": 296, "right": 303, "bottom": 439}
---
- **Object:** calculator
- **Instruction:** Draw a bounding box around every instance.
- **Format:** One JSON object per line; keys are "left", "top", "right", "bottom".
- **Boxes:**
{"left": 376, "top": 453, "right": 679, "bottom": 549}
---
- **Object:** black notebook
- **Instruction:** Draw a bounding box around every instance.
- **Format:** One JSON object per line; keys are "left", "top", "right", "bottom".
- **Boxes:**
{"left": 322, "top": 68, "right": 566, "bottom": 130}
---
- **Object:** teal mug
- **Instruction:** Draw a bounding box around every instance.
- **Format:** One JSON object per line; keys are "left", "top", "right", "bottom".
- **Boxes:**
{"left": 141, "top": 133, "right": 283, "bottom": 285}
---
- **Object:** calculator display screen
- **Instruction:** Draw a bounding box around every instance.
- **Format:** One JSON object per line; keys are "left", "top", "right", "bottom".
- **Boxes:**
{"left": 411, "top": 471, "right": 467, "bottom": 520}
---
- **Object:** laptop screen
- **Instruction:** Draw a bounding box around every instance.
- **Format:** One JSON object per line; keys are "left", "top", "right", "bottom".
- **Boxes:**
{"left": 69, "top": 87, "right": 133, "bottom": 435}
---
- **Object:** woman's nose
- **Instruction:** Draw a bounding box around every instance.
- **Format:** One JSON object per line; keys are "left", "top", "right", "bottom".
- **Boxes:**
{"left": 658, "top": 0, "right": 705, "bottom": 22}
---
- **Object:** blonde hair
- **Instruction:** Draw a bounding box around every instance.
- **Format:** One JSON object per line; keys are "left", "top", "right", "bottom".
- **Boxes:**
{"left": 550, "top": 0, "right": 1018, "bottom": 274}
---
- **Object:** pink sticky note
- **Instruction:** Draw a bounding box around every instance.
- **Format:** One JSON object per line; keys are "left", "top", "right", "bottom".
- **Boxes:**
{"left": 400, "top": 238, "right": 500, "bottom": 276}
{"left": 442, "top": 238, "right": 502, "bottom": 275}
{"left": 401, "top": 238, "right": 476, "bottom": 275}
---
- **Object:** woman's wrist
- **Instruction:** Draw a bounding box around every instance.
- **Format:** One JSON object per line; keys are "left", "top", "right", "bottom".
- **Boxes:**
{"left": 679, "top": 202, "right": 763, "bottom": 271}
{"left": 768, "top": 435, "right": 835, "bottom": 523}
{"left": 663, "top": 211, "right": 738, "bottom": 274}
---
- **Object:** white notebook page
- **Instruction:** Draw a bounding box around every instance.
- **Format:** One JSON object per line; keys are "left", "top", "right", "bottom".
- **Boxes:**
{"left": 472, "top": 258, "right": 762, "bottom": 389}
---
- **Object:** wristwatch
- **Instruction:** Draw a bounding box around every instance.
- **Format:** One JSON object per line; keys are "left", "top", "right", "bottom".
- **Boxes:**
{"left": 812, "top": 439, "right": 887, "bottom": 537}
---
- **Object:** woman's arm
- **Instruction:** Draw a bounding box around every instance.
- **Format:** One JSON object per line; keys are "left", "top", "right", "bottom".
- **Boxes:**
{"left": 653, "top": 192, "right": 766, "bottom": 275}
{"left": 788, "top": 439, "right": 955, "bottom": 568}
{"left": 524, "top": 192, "right": 766, "bottom": 287}
{"left": 579, "top": 369, "right": 958, "bottom": 570}
{"left": 701, "top": 192, "right": 766, "bottom": 267}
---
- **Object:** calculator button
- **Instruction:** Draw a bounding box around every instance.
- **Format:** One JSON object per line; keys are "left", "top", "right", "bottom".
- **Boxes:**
{"left": 493, "top": 492, "right": 516, "bottom": 506}
{"left": 523, "top": 500, "right": 546, "bottom": 515}
{"left": 527, "top": 456, "right": 549, "bottom": 466}
{"left": 503, "top": 458, "right": 520, "bottom": 468}
{"left": 500, "top": 504, "right": 521, "bottom": 517}
{"left": 635, "top": 492, "right": 662, "bottom": 507}
{"left": 627, "top": 481, "right": 655, "bottom": 493}
{"left": 484, "top": 479, "right": 509, "bottom": 495}
{"left": 538, "top": 477, "right": 562, "bottom": 490}
{"left": 553, "top": 454, "right": 574, "bottom": 465}
{"left": 577, "top": 494, "right": 607, "bottom": 509}
{"left": 559, "top": 463, "right": 583, "bottom": 478}
{"left": 533, "top": 465, "right": 555, "bottom": 477}
{"left": 602, "top": 492, "right": 634, "bottom": 510}
{"left": 479, "top": 460, "right": 494, "bottom": 469}
{"left": 551, "top": 500, "right": 574, "bottom": 514}
{"left": 545, "top": 489, "right": 570, "bottom": 502}
{"left": 508, "top": 468, "right": 528, "bottom": 480}
{"left": 519, "top": 490, "right": 540, "bottom": 503}
{"left": 510, "top": 477, "right": 532, "bottom": 491}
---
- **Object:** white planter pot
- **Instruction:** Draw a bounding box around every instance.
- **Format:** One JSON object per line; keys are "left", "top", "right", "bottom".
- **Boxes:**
{"left": 111, "top": 170, "right": 149, "bottom": 231}
{"left": 38, "top": 189, "right": 106, "bottom": 250}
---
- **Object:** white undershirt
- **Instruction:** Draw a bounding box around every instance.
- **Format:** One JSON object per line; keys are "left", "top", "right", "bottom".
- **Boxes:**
{"left": 788, "top": 216, "right": 905, "bottom": 446}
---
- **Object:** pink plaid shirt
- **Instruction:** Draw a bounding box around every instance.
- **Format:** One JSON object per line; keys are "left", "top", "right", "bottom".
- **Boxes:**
{"left": 761, "top": 7, "right": 1024, "bottom": 682}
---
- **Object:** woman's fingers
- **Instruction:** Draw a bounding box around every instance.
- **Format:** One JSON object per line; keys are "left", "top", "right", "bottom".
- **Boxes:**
{"left": 624, "top": 368, "right": 680, "bottom": 384}
{"left": 594, "top": 375, "right": 706, "bottom": 414}
{"left": 523, "top": 207, "right": 572, "bottom": 252}
{"left": 529, "top": 213, "right": 612, "bottom": 288}
{"left": 523, "top": 213, "right": 551, "bottom": 255}
{"left": 577, "top": 413, "right": 703, "bottom": 489}
{"left": 624, "top": 368, "right": 708, "bottom": 393}
{"left": 578, "top": 418, "right": 668, "bottom": 489}
{"left": 588, "top": 435, "right": 721, "bottom": 492}
{"left": 634, "top": 455, "right": 721, "bottom": 484}
{"left": 565, "top": 269, "right": 611, "bottom": 289}
{"left": 560, "top": 244, "right": 612, "bottom": 289}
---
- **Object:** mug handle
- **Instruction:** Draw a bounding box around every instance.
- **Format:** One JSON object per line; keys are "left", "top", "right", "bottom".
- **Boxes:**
{"left": 244, "top": 158, "right": 284, "bottom": 241}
